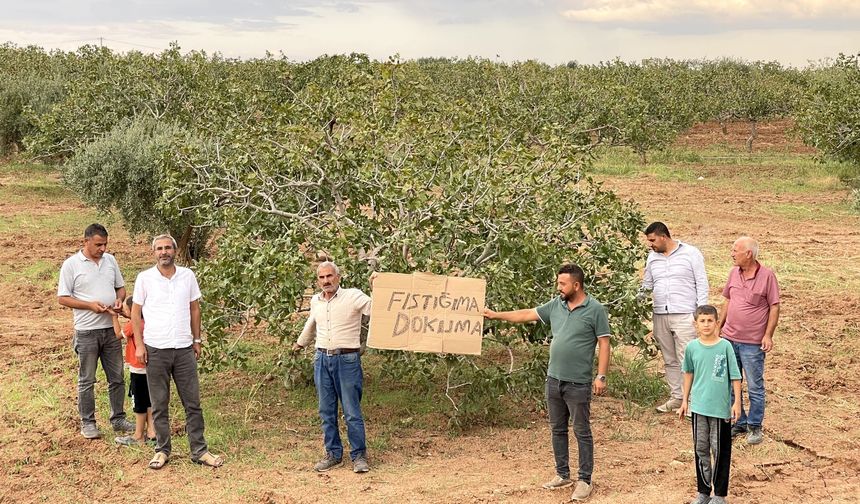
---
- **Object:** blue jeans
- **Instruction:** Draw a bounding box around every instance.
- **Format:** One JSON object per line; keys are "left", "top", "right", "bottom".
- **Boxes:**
{"left": 314, "top": 350, "right": 366, "bottom": 460}
{"left": 729, "top": 341, "right": 766, "bottom": 429}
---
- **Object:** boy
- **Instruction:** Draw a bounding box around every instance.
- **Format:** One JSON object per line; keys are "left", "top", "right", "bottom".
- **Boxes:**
{"left": 678, "top": 305, "right": 742, "bottom": 504}
{"left": 112, "top": 297, "right": 156, "bottom": 446}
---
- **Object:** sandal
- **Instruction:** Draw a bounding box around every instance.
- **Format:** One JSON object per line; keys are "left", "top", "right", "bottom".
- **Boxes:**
{"left": 149, "top": 452, "right": 169, "bottom": 470}
{"left": 193, "top": 451, "right": 224, "bottom": 468}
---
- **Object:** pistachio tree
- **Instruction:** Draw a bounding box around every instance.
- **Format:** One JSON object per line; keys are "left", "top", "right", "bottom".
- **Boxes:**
{"left": 163, "top": 55, "right": 651, "bottom": 423}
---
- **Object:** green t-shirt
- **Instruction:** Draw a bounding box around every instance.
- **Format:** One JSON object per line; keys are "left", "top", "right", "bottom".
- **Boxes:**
{"left": 682, "top": 338, "right": 742, "bottom": 419}
{"left": 536, "top": 295, "right": 611, "bottom": 384}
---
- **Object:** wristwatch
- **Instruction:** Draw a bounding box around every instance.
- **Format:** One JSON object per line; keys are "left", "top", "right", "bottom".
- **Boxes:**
{"left": 596, "top": 374, "right": 607, "bottom": 382}
{"left": 193, "top": 339, "right": 202, "bottom": 344}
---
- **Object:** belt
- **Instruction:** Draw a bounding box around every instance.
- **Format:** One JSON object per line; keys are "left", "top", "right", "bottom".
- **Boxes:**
{"left": 548, "top": 376, "right": 590, "bottom": 386}
{"left": 319, "top": 347, "right": 360, "bottom": 356}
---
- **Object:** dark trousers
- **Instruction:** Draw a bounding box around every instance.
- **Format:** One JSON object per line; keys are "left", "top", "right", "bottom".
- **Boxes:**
{"left": 145, "top": 345, "right": 208, "bottom": 459}
{"left": 128, "top": 372, "right": 152, "bottom": 414}
{"left": 73, "top": 328, "right": 127, "bottom": 427}
{"left": 546, "top": 377, "right": 593, "bottom": 483}
{"left": 692, "top": 413, "right": 732, "bottom": 497}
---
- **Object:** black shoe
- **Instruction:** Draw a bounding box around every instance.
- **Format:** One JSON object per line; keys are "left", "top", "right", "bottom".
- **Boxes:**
{"left": 731, "top": 424, "right": 748, "bottom": 437}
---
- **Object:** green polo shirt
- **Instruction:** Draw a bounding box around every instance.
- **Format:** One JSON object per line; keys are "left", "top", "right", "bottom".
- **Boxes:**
{"left": 536, "top": 295, "right": 611, "bottom": 384}
{"left": 682, "top": 338, "right": 742, "bottom": 419}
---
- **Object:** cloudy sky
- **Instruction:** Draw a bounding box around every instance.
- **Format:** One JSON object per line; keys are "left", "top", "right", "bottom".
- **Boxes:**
{"left": 1, "top": 1, "right": 857, "bottom": 66}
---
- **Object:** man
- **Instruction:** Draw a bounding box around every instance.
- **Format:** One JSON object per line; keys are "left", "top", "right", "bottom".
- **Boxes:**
{"left": 641, "top": 221, "right": 709, "bottom": 413}
{"left": 718, "top": 236, "right": 780, "bottom": 445}
{"left": 484, "top": 264, "right": 610, "bottom": 502}
{"left": 58, "top": 223, "right": 134, "bottom": 439}
{"left": 293, "top": 261, "right": 372, "bottom": 473}
{"left": 132, "top": 234, "right": 223, "bottom": 469}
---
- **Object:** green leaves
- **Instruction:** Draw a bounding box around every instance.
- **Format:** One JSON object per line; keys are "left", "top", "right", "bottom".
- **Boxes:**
{"left": 163, "top": 56, "right": 652, "bottom": 425}
{"left": 16, "top": 47, "right": 830, "bottom": 425}
{"left": 797, "top": 54, "right": 860, "bottom": 165}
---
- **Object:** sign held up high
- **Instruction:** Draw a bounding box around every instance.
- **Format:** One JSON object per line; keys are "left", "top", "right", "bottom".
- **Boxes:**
{"left": 368, "top": 272, "right": 486, "bottom": 356}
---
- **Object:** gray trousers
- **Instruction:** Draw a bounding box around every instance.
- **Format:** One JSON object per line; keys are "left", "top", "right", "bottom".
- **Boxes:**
{"left": 546, "top": 377, "right": 593, "bottom": 483}
{"left": 653, "top": 313, "right": 697, "bottom": 400}
{"left": 692, "top": 413, "right": 732, "bottom": 497}
{"left": 73, "top": 328, "right": 127, "bottom": 427}
{"left": 145, "top": 345, "right": 208, "bottom": 459}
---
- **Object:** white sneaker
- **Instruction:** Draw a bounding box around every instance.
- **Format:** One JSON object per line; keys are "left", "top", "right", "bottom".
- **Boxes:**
{"left": 690, "top": 492, "right": 711, "bottom": 504}
{"left": 571, "top": 480, "right": 593, "bottom": 501}
{"left": 656, "top": 398, "right": 682, "bottom": 413}
{"left": 542, "top": 475, "right": 573, "bottom": 490}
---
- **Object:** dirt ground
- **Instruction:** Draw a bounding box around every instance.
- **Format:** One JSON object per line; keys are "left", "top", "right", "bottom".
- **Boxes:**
{"left": 1, "top": 122, "right": 859, "bottom": 503}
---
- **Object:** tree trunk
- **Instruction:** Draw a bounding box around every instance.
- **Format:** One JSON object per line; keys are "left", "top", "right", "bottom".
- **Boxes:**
{"left": 176, "top": 225, "right": 194, "bottom": 264}
{"left": 637, "top": 148, "right": 647, "bottom": 165}
{"left": 746, "top": 119, "right": 757, "bottom": 152}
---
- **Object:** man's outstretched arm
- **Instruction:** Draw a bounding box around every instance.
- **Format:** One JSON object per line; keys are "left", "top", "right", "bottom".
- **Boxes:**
{"left": 483, "top": 308, "right": 540, "bottom": 324}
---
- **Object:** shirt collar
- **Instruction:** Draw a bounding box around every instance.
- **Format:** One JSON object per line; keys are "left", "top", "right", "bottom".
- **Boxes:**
{"left": 559, "top": 294, "right": 590, "bottom": 312}
{"left": 77, "top": 250, "right": 93, "bottom": 262}
{"left": 739, "top": 260, "right": 761, "bottom": 278}
{"left": 667, "top": 241, "right": 685, "bottom": 257}
{"left": 319, "top": 287, "right": 341, "bottom": 301}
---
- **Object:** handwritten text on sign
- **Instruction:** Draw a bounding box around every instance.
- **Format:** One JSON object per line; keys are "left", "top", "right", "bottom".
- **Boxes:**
{"left": 368, "top": 272, "right": 486, "bottom": 355}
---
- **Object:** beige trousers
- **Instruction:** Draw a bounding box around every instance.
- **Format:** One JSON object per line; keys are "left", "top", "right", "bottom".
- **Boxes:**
{"left": 653, "top": 313, "right": 697, "bottom": 400}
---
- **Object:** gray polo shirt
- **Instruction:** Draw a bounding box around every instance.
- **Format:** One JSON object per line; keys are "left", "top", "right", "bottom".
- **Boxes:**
{"left": 58, "top": 251, "right": 125, "bottom": 330}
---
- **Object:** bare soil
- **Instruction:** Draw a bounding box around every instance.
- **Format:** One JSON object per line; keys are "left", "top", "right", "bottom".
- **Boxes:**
{"left": 1, "top": 121, "right": 858, "bottom": 503}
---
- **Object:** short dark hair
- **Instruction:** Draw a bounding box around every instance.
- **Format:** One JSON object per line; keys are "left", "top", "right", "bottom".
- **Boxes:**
{"left": 695, "top": 305, "right": 718, "bottom": 319}
{"left": 125, "top": 296, "right": 134, "bottom": 310}
{"left": 557, "top": 263, "right": 585, "bottom": 286}
{"left": 644, "top": 221, "right": 670, "bottom": 238}
{"left": 84, "top": 223, "right": 108, "bottom": 240}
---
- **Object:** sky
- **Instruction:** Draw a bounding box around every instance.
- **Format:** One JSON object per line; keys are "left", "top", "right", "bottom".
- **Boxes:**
{"left": 0, "top": 1, "right": 858, "bottom": 67}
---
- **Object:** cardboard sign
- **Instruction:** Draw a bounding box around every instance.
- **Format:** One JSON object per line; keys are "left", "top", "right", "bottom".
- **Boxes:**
{"left": 368, "top": 272, "right": 486, "bottom": 355}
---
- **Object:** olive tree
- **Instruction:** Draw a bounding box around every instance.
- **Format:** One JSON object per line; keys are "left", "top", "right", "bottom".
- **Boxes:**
{"left": 63, "top": 116, "right": 208, "bottom": 260}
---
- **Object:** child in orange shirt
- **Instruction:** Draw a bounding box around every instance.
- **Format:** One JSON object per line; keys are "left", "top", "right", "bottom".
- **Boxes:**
{"left": 112, "top": 296, "right": 156, "bottom": 445}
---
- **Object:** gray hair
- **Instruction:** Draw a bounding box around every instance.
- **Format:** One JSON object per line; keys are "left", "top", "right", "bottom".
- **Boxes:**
{"left": 317, "top": 261, "right": 340, "bottom": 276}
{"left": 735, "top": 236, "right": 759, "bottom": 259}
{"left": 151, "top": 234, "right": 178, "bottom": 250}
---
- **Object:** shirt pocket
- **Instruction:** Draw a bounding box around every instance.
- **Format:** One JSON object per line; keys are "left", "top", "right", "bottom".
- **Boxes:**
{"left": 747, "top": 291, "right": 767, "bottom": 306}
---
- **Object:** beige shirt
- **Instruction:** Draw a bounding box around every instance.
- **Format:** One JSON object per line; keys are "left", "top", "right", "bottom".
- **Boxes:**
{"left": 297, "top": 287, "right": 371, "bottom": 350}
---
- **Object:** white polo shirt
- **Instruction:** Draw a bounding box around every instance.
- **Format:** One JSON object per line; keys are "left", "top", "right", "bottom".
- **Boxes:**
{"left": 58, "top": 251, "right": 125, "bottom": 330}
{"left": 133, "top": 265, "right": 201, "bottom": 349}
{"left": 297, "top": 287, "right": 371, "bottom": 350}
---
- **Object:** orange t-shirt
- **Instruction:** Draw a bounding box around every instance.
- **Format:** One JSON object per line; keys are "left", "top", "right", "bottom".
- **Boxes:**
{"left": 122, "top": 320, "right": 147, "bottom": 369}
